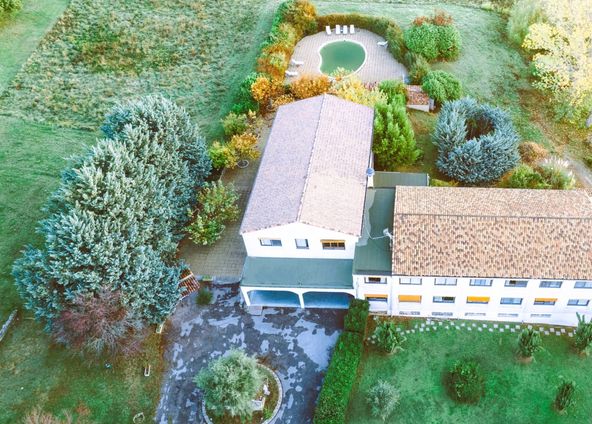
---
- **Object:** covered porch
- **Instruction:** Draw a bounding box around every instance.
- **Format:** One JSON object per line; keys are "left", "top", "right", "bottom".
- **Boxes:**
{"left": 240, "top": 257, "right": 355, "bottom": 309}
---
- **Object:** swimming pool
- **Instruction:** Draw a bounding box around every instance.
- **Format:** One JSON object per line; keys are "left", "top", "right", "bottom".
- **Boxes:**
{"left": 319, "top": 40, "right": 366, "bottom": 75}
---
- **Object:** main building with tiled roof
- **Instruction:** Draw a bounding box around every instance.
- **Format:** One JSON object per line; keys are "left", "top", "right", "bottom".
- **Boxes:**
{"left": 239, "top": 94, "right": 592, "bottom": 326}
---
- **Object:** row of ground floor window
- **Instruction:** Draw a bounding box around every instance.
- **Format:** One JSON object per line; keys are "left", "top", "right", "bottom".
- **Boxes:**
{"left": 241, "top": 277, "right": 592, "bottom": 326}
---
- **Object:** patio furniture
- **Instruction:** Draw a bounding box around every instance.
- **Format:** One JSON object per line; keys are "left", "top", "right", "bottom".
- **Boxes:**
{"left": 290, "top": 59, "right": 304, "bottom": 66}
{"left": 325, "top": 25, "right": 331, "bottom": 35}
{"left": 285, "top": 70, "right": 299, "bottom": 77}
{"left": 335, "top": 24, "right": 341, "bottom": 35}
{"left": 342, "top": 25, "right": 348, "bottom": 35}
{"left": 377, "top": 40, "right": 388, "bottom": 47}
{"left": 350, "top": 24, "right": 355, "bottom": 34}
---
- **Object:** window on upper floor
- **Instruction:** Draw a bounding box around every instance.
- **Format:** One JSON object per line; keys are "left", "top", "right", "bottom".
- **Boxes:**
{"left": 321, "top": 240, "right": 345, "bottom": 250}
{"left": 435, "top": 278, "right": 457, "bottom": 286}
{"left": 400, "top": 277, "right": 422, "bottom": 285}
{"left": 540, "top": 280, "right": 562, "bottom": 288}
{"left": 470, "top": 279, "right": 493, "bottom": 286}
{"left": 260, "top": 238, "right": 282, "bottom": 247}
{"left": 365, "top": 294, "right": 388, "bottom": 303}
{"left": 505, "top": 280, "right": 528, "bottom": 288}
{"left": 568, "top": 299, "right": 590, "bottom": 306}
{"left": 295, "top": 239, "right": 309, "bottom": 249}
{"left": 575, "top": 281, "right": 592, "bottom": 289}
{"left": 534, "top": 298, "right": 557, "bottom": 306}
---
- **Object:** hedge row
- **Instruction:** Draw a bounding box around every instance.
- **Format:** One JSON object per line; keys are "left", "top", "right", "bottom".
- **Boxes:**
{"left": 344, "top": 298, "right": 370, "bottom": 336}
{"left": 316, "top": 13, "right": 406, "bottom": 63}
{"left": 313, "top": 331, "right": 364, "bottom": 424}
{"left": 314, "top": 299, "right": 369, "bottom": 424}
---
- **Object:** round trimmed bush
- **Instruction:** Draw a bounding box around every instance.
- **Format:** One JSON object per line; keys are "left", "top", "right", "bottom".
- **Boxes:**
{"left": 421, "top": 70, "right": 462, "bottom": 104}
{"left": 446, "top": 359, "right": 485, "bottom": 404}
{"left": 434, "top": 97, "right": 520, "bottom": 184}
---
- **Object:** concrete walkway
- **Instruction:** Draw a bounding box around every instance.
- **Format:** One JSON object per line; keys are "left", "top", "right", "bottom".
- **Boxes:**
{"left": 286, "top": 29, "right": 407, "bottom": 83}
{"left": 155, "top": 283, "right": 346, "bottom": 423}
{"left": 400, "top": 319, "right": 574, "bottom": 337}
{"left": 179, "top": 122, "right": 271, "bottom": 279}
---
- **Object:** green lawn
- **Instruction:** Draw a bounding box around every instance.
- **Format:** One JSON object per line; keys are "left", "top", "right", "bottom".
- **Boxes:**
{"left": 0, "top": 0, "right": 278, "bottom": 422}
{"left": 348, "top": 319, "right": 592, "bottom": 423}
{"left": 0, "top": 0, "right": 278, "bottom": 139}
{"left": 0, "top": 0, "right": 72, "bottom": 91}
{"left": 314, "top": 1, "right": 591, "bottom": 178}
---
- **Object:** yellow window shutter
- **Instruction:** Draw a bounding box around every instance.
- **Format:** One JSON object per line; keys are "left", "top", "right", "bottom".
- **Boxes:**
{"left": 365, "top": 294, "right": 388, "bottom": 299}
{"left": 399, "top": 295, "right": 422, "bottom": 302}
{"left": 535, "top": 298, "right": 557, "bottom": 302}
{"left": 467, "top": 296, "right": 490, "bottom": 303}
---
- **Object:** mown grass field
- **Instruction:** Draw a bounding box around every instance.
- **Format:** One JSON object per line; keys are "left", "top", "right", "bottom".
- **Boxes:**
{"left": 0, "top": 0, "right": 278, "bottom": 422}
{"left": 348, "top": 320, "right": 592, "bottom": 423}
{"left": 0, "top": 0, "right": 276, "bottom": 140}
{"left": 315, "top": 1, "right": 591, "bottom": 180}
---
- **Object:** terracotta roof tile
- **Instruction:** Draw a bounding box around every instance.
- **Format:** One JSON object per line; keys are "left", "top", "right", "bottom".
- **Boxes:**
{"left": 240, "top": 95, "right": 374, "bottom": 236}
{"left": 393, "top": 187, "right": 592, "bottom": 280}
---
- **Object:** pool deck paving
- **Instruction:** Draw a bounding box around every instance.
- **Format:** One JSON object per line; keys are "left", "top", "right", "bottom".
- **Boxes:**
{"left": 155, "top": 283, "right": 346, "bottom": 423}
{"left": 286, "top": 29, "right": 407, "bottom": 83}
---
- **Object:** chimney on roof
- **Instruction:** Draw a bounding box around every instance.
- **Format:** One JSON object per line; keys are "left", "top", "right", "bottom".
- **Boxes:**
{"left": 366, "top": 167, "right": 375, "bottom": 188}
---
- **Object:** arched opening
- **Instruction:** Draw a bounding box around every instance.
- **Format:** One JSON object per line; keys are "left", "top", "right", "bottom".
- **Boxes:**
{"left": 303, "top": 291, "right": 353, "bottom": 309}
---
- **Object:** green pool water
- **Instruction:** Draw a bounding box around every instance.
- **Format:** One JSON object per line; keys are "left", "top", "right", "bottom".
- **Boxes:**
{"left": 319, "top": 40, "right": 366, "bottom": 75}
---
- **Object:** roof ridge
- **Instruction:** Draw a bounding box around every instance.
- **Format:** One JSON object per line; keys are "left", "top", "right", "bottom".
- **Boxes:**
{"left": 295, "top": 95, "right": 328, "bottom": 222}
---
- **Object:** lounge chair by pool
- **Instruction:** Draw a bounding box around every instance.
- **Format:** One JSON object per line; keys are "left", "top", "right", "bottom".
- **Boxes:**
{"left": 343, "top": 25, "right": 348, "bottom": 35}
{"left": 285, "top": 70, "right": 299, "bottom": 77}
{"left": 377, "top": 40, "right": 388, "bottom": 47}
{"left": 325, "top": 26, "right": 331, "bottom": 35}
{"left": 350, "top": 24, "right": 355, "bottom": 34}
{"left": 335, "top": 24, "right": 341, "bottom": 35}
{"left": 290, "top": 59, "right": 304, "bottom": 66}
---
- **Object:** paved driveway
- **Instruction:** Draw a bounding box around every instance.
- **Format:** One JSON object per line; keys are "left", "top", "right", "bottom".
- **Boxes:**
{"left": 155, "top": 283, "right": 345, "bottom": 423}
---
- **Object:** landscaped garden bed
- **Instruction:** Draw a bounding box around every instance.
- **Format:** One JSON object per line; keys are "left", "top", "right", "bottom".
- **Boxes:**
{"left": 347, "top": 318, "right": 592, "bottom": 423}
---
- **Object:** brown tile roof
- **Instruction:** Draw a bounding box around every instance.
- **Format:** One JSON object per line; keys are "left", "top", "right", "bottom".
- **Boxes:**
{"left": 405, "top": 85, "right": 430, "bottom": 106}
{"left": 392, "top": 187, "right": 592, "bottom": 280}
{"left": 240, "top": 95, "right": 374, "bottom": 236}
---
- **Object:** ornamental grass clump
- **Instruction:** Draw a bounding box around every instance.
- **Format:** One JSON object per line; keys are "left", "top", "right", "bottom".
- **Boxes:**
{"left": 365, "top": 380, "right": 400, "bottom": 422}
{"left": 195, "top": 350, "right": 264, "bottom": 420}
{"left": 517, "top": 328, "right": 543, "bottom": 361}
{"left": 554, "top": 380, "right": 576, "bottom": 413}
{"left": 370, "top": 319, "right": 407, "bottom": 355}
{"left": 434, "top": 97, "right": 520, "bottom": 184}
{"left": 446, "top": 359, "right": 486, "bottom": 404}
{"left": 574, "top": 313, "right": 592, "bottom": 355}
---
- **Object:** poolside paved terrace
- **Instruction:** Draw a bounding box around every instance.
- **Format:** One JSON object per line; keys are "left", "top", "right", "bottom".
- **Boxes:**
{"left": 286, "top": 29, "right": 407, "bottom": 83}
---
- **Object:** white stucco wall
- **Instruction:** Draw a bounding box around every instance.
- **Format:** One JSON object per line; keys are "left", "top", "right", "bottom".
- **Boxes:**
{"left": 241, "top": 222, "right": 359, "bottom": 259}
{"left": 354, "top": 276, "right": 592, "bottom": 327}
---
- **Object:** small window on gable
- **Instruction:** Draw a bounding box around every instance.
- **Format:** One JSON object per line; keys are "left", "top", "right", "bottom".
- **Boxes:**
{"left": 575, "top": 281, "right": 592, "bottom": 289}
{"left": 321, "top": 240, "right": 345, "bottom": 250}
{"left": 295, "top": 239, "right": 309, "bottom": 249}
{"left": 540, "top": 280, "right": 562, "bottom": 288}
{"left": 260, "top": 238, "right": 282, "bottom": 247}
